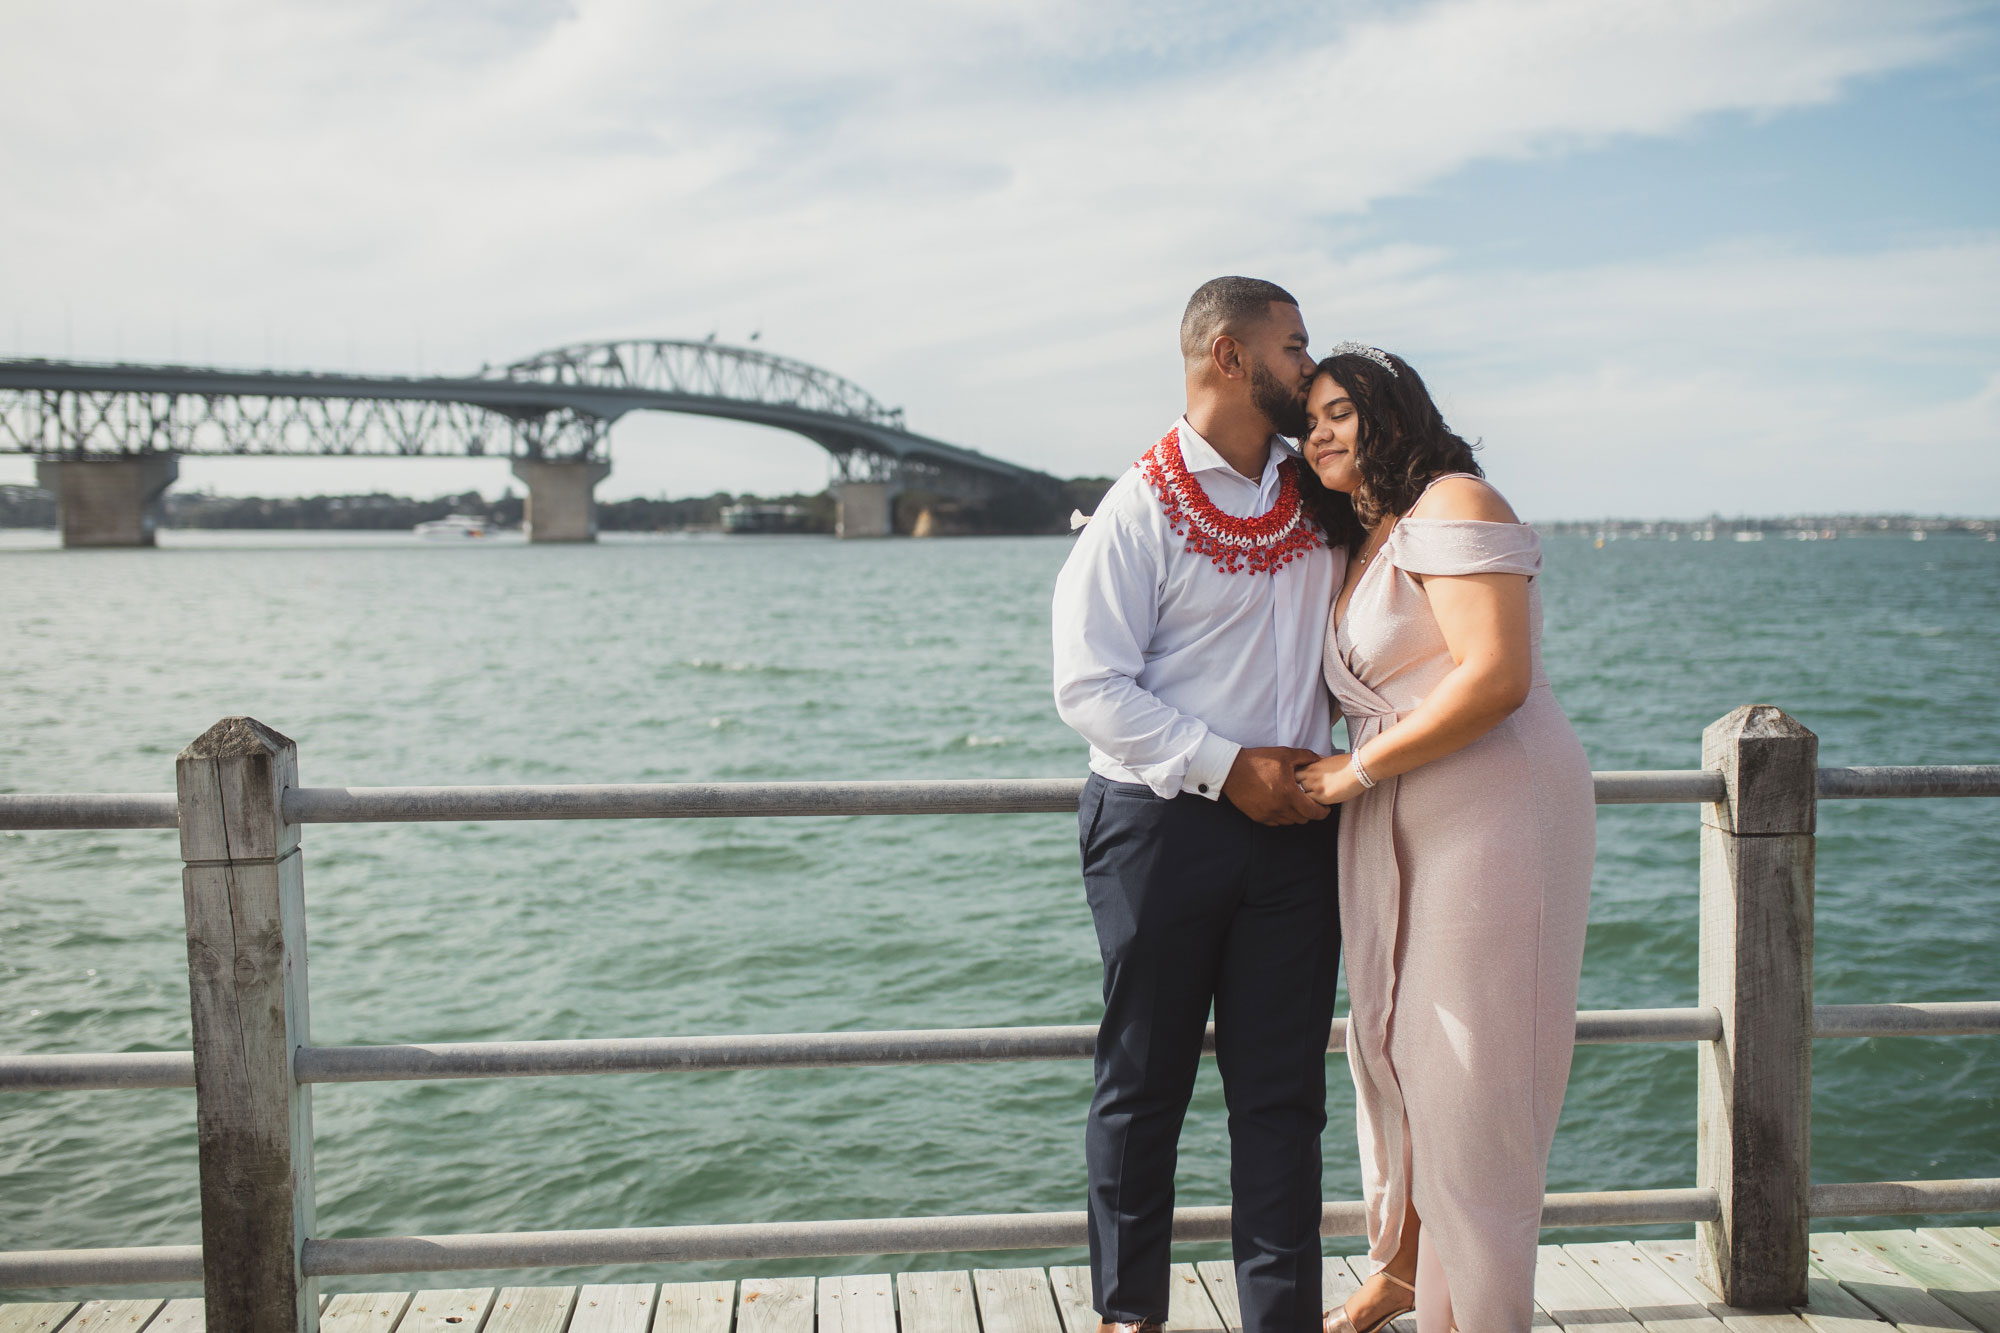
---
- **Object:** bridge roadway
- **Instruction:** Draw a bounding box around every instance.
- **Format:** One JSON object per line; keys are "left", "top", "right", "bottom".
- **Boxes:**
{"left": 0, "top": 341, "right": 1061, "bottom": 545}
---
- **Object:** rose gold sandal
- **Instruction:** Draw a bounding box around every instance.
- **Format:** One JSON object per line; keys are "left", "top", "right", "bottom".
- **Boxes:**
{"left": 1322, "top": 1271, "right": 1415, "bottom": 1333}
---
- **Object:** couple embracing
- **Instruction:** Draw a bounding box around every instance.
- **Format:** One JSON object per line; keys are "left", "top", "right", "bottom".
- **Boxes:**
{"left": 1051, "top": 278, "right": 1596, "bottom": 1333}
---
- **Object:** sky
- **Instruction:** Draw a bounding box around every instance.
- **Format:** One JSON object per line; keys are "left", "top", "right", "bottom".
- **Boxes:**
{"left": 1, "top": 0, "right": 1997, "bottom": 519}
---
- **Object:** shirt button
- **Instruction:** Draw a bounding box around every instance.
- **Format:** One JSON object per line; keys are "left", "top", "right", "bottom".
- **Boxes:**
{"left": 1197, "top": 783, "right": 1209, "bottom": 793}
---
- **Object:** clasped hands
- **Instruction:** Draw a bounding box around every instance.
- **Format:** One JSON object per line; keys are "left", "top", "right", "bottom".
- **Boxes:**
{"left": 1221, "top": 746, "right": 1368, "bottom": 825}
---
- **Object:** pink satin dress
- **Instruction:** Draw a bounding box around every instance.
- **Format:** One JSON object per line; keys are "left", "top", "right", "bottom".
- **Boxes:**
{"left": 1322, "top": 478, "right": 1595, "bottom": 1333}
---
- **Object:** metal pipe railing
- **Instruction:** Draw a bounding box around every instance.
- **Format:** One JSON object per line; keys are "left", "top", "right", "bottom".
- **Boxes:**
{"left": 287, "top": 1008, "right": 1721, "bottom": 1085}
{"left": 0, "top": 1243, "right": 203, "bottom": 1287}
{"left": 0, "top": 1050, "right": 194, "bottom": 1092}
{"left": 14, "top": 1002, "right": 2000, "bottom": 1095}
{"left": 1809, "top": 1178, "right": 2000, "bottom": 1217}
{"left": 282, "top": 771, "right": 1725, "bottom": 819}
{"left": 1809, "top": 1001, "right": 2000, "bottom": 1038}
{"left": 294, "top": 1187, "right": 1722, "bottom": 1278}
{"left": 1592, "top": 771, "right": 1721, "bottom": 804}
{"left": 0, "top": 1189, "right": 1718, "bottom": 1286}
{"left": 0, "top": 1009, "right": 1714, "bottom": 1094}
{"left": 1815, "top": 765, "right": 2000, "bottom": 799}
{"left": 11, "top": 1178, "right": 1999, "bottom": 1286}
{"left": 0, "top": 792, "right": 178, "bottom": 830}
{"left": 285, "top": 778, "right": 1088, "bottom": 823}
{"left": 5, "top": 766, "right": 1995, "bottom": 833}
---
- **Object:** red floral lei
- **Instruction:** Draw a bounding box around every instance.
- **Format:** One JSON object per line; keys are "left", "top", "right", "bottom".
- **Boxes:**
{"left": 1136, "top": 427, "right": 1323, "bottom": 575}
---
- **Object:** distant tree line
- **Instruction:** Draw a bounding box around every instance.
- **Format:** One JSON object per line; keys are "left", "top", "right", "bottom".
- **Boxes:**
{"left": 163, "top": 490, "right": 517, "bottom": 530}
{"left": 599, "top": 490, "right": 836, "bottom": 531}
{"left": 10, "top": 480, "right": 1981, "bottom": 538}
{"left": 158, "top": 489, "right": 851, "bottom": 532}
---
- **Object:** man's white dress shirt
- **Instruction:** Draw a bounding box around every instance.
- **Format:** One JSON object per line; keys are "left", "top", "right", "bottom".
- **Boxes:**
{"left": 1051, "top": 417, "right": 1338, "bottom": 800}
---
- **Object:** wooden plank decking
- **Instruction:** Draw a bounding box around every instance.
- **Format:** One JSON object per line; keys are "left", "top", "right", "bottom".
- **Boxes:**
{"left": 5, "top": 1229, "right": 1998, "bottom": 1333}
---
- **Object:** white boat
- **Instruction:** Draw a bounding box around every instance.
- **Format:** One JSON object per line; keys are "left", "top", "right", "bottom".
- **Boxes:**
{"left": 413, "top": 514, "right": 491, "bottom": 540}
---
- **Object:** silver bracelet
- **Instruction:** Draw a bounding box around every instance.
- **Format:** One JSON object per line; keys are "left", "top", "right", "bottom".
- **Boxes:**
{"left": 1349, "top": 753, "right": 1376, "bottom": 790}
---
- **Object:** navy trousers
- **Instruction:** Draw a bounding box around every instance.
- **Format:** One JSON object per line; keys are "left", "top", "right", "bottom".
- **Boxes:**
{"left": 1079, "top": 774, "right": 1341, "bottom": 1333}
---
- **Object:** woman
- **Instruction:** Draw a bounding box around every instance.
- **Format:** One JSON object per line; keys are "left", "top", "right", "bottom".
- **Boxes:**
{"left": 1293, "top": 345, "right": 1595, "bottom": 1333}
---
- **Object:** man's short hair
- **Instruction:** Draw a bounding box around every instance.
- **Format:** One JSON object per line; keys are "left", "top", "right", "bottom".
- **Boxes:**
{"left": 1180, "top": 276, "right": 1298, "bottom": 361}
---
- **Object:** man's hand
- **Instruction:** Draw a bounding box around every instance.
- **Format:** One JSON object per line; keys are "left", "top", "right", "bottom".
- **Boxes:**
{"left": 1221, "top": 746, "right": 1330, "bottom": 825}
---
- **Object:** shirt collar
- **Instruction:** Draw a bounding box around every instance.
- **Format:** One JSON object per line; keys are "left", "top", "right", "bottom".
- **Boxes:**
{"left": 1175, "top": 416, "right": 1291, "bottom": 487}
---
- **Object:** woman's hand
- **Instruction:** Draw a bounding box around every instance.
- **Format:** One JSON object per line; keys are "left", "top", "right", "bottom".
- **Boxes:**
{"left": 1295, "top": 753, "right": 1367, "bottom": 805}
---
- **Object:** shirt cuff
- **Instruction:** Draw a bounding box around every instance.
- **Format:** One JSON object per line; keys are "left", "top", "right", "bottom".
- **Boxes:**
{"left": 1181, "top": 732, "right": 1241, "bottom": 801}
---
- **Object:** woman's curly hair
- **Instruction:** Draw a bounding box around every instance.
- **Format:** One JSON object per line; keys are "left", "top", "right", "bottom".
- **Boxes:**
{"left": 1297, "top": 350, "right": 1482, "bottom": 552}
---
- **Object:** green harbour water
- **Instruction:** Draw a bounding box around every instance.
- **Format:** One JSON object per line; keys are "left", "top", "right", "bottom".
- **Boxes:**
{"left": 1, "top": 528, "right": 1996, "bottom": 1298}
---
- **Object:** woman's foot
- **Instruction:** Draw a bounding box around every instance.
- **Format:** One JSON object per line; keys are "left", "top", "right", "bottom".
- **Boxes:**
{"left": 1323, "top": 1270, "right": 1415, "bottom": 1333}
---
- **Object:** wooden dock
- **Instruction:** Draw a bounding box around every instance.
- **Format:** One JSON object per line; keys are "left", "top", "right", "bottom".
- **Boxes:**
{"left": 7, "top": 1228, "right": 1999, "bottom": 1333}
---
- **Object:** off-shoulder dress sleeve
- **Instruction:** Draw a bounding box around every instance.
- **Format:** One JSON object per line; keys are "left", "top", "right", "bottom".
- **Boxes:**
{"left": 1388, "top": 519, "right": 1542, "bottom": 577}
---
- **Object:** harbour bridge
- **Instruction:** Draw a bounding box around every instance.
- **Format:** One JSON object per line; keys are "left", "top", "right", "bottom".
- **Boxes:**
{"left": 0, "top": 340, "right": 1063, "bottom": 544}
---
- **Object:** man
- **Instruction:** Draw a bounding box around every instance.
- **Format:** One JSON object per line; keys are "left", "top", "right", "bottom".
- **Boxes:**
{"left": 1051, "top": 276, "right": 1342, "bottom": 1333}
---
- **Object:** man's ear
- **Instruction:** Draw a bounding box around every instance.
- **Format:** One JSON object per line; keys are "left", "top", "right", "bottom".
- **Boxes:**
{"left": 1210, "top": 333, "right": 1246, "bottom": 381}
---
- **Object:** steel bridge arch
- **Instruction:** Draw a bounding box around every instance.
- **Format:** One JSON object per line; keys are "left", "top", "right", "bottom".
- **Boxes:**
{"left": 0, "top": 339, "right": 1054, "bottom": 495}
{"left": 497, "top": 339, "right": 906, "bottom": 430}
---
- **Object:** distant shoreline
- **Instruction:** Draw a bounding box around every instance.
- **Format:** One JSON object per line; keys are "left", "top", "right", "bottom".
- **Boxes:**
{"left": 1538, "top": 515, "right": 1996, "bottom": 538}
{"left": 0, "top": 480, "right": 1116, "bottom": 536}
{"left": 0, "top": 483, "right": 1992, "bottom": 535}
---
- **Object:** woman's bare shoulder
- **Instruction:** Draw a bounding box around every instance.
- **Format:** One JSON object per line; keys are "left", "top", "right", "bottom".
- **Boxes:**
{"left": 1408, "top": 475, "right": 1519, "bottom": 523}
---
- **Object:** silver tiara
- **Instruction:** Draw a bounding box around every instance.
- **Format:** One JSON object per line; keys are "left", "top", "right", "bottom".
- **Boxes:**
{"left": 1324, "top": 341, "right": 1398, "bottom": 377}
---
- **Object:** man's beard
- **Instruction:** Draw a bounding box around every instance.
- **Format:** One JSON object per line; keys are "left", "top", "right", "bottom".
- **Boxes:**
{"left": 1249, "top": 357, "right": 1309, "bottom": 438}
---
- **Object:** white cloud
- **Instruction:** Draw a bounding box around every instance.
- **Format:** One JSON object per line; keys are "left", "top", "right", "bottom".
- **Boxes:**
{"left": 0, "top": 0, "right": 1988, "bottom": 513}
{"left": 1270, "top": 235, "right": 2000, "bottom": 515}
{"left": 1467, "top": 362, "right": 2000, "bottom": 519}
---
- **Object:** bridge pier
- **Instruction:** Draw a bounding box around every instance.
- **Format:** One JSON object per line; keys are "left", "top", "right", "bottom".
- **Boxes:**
{"left": 35, "top": 453, "right": 179, "bottom": 547}
{"left": 836, "top": 482, "right": 899, "bottom": 539}
{"left": 512, "top": 459, "right": 610, "bottom": 543}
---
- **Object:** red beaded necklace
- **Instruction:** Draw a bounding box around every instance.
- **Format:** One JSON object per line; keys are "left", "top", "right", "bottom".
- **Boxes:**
{"left": 1137, "top": 427, "right": 1323, "bottom": 575}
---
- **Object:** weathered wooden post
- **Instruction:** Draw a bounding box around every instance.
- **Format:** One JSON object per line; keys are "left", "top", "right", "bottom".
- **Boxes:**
{"left": 178, "top": 718, "right": 318, "bottom": 1333}
{"left": 1696, "top": 705, "right": 1816, "bottom": 1307}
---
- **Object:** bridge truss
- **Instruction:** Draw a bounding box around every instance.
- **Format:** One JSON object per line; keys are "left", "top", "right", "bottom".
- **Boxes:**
{"left": 0, "top": 384, "right": 545, "bottom": 460}
{"left": 502, "top": 341, "right": 907, "bottom": 432}
{"left": 0, "top": 341, "right": 1049, "bottom": 500}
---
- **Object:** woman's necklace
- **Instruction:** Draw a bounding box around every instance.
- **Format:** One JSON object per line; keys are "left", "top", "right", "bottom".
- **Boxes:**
{"left": 1353, "top": 517, "right": 1397, "bottom": 568}
{"left": 1337, "top": 517, "right": 1397, "bottom": 628}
